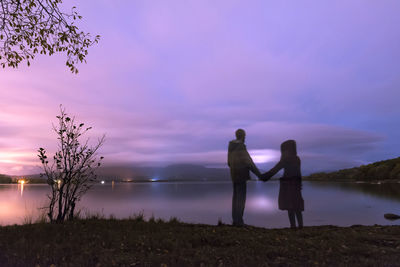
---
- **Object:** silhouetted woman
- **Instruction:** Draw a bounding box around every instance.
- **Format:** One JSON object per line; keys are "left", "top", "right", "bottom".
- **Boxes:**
{"left": 262, "top": 140, "right": 304, "bottom": 229}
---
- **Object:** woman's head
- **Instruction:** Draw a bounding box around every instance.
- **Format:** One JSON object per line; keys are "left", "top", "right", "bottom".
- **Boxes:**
{"left": 280, "top": 140, "right": 297, "bottom": 158}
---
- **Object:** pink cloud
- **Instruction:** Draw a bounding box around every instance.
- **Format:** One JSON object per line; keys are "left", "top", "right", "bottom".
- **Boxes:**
{"left": 0, "top": 0, "right": 398, "bottom": 174}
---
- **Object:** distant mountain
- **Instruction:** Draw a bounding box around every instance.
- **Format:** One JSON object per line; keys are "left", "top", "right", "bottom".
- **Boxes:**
{"left": 1, "top": 164, "right": 231, "bottom": 183}
{"left": 305, "top": 157, "right": 400, "bottom": 181}
{"left": 0, "top": 174, "right": 12, "bottom": 183}
{"left": 159, "top": 164, "right": 229, "bottom": 180}
{"left": 95, "top": 164, "right": 231, "bottom": 181}
{"left": 5, "top": 157, "right": 400, "bottom": 183}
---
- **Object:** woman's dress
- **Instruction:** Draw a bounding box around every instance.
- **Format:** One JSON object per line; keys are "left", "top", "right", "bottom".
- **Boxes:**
{"left": 265, "top": 156, "right": 304, "bottom": 211}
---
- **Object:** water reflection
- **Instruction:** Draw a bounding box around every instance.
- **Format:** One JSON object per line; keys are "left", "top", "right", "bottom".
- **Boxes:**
{"left": 18, "top": 179, "right": 25, "bottom": 196}
{"left": 309, "top": 181, "right": 400, "bottom": 201}
{"left": 0, "top": 184, "right": 48, "bottom": 225}
{"left": 247, "top": 196, "right": 276, "bottom": 211}
{"left": 0, "top": 181, "right": 399, "bottom": 227}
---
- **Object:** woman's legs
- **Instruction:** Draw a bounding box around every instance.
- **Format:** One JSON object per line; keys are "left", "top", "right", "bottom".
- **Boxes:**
{"left": 288, "top": 210, "right": 296, "bottom": 228}
{"left": 288, "top": 210, "right": 303, "bottom": 228}
{"left": 295, "top": 211, "right": 303, "bottom": 228}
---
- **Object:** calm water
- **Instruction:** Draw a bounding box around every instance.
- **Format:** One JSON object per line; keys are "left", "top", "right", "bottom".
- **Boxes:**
{"left": 1, "top": 181, "right": 400, "bottom": 228}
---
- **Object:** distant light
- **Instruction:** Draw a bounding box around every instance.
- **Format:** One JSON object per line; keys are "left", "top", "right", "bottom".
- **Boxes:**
{"left": 248, "top": 149, "right": 280, "bottom": 164}
{"left": 101, "top": 180, "right": 105, "bottom": 184}
{"left": 18, "top": 180, "right": 25, "bottom": 184}
{"left": 151, "top": 178, "right": 158, "bottom": 182}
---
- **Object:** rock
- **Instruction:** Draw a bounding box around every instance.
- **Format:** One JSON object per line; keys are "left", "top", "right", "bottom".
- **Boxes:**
{"left": 384, "top": 213, "right": 400, "bottom": 220}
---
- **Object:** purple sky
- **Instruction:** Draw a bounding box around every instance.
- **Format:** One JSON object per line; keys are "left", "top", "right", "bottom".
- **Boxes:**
{"left": 1, "top": 1, "right": 399, "bottom": 175}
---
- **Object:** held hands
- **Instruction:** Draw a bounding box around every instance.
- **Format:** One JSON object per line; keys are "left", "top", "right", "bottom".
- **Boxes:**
{"left": 258, "top": 172, "right": 271, "bottom": 182}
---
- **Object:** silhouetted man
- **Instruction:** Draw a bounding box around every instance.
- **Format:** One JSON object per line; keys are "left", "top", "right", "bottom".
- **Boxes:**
{"left": 227, "top": 129, "right": 261, "bottom": 226}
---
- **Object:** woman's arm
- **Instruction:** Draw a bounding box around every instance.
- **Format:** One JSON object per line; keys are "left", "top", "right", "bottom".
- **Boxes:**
{"left": 261, "top": 160, "right": 284, "bottom": 181}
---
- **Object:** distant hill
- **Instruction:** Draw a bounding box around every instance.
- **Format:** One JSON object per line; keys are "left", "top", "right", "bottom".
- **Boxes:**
{"left": 1, "top": 164, "right": 232, "bottom": 183}
{"left": 95, "top": 164, "right": 231, "bottom": 182}
{"left": 305, "top": 157, "right": 400, "bottom": 181}
{"left": 6, "top": 158, "right": 400, "bottom": 183}
{"left": 0, "top": 174, "right": 12, "bottom": 183}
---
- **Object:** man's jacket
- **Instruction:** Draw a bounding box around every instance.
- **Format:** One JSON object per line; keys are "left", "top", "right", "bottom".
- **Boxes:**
{"left": 227, "top": 140, "right": 260, "bottom": 182}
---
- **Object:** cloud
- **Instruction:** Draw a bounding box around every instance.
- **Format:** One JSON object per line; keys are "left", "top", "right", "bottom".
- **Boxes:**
{"left": 0, "top": 0, "right": 399, "bottom": 174}
{"left": 0, "top": 92, "right": 385, "bottom": 175}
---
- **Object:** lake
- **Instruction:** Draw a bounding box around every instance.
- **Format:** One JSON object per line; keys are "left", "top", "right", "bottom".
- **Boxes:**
{"left": 1, "top": 181, "right": 400, "bottom": 228}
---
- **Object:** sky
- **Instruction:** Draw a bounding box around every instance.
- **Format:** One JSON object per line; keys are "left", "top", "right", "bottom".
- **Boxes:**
{"left": 0, "top": 0, "right": 399, "bottom": 175}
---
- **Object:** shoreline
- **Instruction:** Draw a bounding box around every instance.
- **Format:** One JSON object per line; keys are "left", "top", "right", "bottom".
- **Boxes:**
{"left": 2, "top": 178, "right": 400, "bottom": 184}
{"left": 0, "top": 218, "right": 399, "bottom": 266}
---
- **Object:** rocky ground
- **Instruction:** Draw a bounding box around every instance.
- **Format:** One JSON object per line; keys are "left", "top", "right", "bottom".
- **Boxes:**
{"left": 0, "top": 218, "right": 399, "bottom": 266}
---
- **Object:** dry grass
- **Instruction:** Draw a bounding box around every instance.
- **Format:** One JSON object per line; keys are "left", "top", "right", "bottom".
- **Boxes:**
{"left": 0, "top": 218, "right": 399, "bottom": 266}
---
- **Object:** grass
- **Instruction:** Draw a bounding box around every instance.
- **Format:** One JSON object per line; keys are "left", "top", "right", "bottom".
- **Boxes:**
{"left": 0, "top": 217, "right": 399, "bottom": 267}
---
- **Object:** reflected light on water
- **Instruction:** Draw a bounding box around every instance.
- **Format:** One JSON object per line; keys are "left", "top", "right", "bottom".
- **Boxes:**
{"left": 0, "top": 186, "right": 49, "bottom": 225}
{"left": 0, "top": 189, "right": 39, "bottom": 224}
{"left": 0, "top": 203, "right": 13, "bottom": 215}
{"left": 248, "top": 196, "right": 275, "bottom": 212}
{"left": 1, "top": 182, "right": 400, "bottom": 227}
{"left": 18, "top": 179, "right": 25, "bottom": 196}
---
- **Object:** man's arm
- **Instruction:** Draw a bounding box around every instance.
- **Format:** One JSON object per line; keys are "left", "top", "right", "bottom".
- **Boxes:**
{"left": 250, "top": 161, "right": 262, "bottom": 178}
{"left": 244, "top": 147, "right": 262, "bottom": 178}
{"left": 227, "top": 143, "right": 232, "bottom": 167}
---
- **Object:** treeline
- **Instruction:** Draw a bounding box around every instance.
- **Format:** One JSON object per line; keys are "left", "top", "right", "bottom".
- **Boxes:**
{"left": 0, "top": 174, "right": 12, "bottom": 183}
{"left": 0, "top": 174, "right": 46, "bottom": 184}
{"left": 306, "top": 157, "right": 400, "bottom": 181}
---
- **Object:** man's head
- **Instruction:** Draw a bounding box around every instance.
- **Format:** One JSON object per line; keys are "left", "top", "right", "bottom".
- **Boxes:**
{"left": 235, "top": 129, "right": 246, "bottom": 142}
